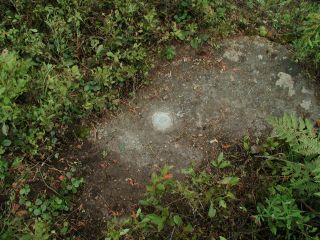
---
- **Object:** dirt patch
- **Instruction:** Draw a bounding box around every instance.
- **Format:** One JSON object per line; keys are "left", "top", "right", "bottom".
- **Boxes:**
{"left": 81, "top": 149, "right": 148, "bottom": 217}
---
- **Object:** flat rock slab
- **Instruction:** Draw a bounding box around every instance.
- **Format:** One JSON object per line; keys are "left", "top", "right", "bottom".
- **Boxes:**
{"left": 80, "top": 36, "right": 319, "bottom": 221}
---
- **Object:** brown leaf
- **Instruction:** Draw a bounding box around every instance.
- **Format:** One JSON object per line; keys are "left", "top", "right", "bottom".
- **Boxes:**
{"left": 131, "top": 210, "right": 137, "bottom": 219}
{"left": 16, "top": 210, "right": 28, "bottom": 217}
{"left": 11, "top": 203, "right": 20, "bottom": 213}
{"left": 222, "top": 144, "right": 232, "bottom": 149}
{"left": 163, "top": 173, "right": 173, "bottom": 180}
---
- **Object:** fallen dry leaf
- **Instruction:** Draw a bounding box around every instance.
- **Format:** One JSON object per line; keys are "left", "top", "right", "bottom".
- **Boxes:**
{"left": 131, "top": 210, "right": 137, "bottom": 219}
{"left": 11, "top": 203, "right": 20, "bottom": 213}
{"left": 222, "top": 144, "right": 232, "bottom": 149}
{"left": 16, "top": 210, "right": 28, "bottom": 217}
{"left": 125, "top": 178, "right": 136, "bottom": 186}
{"left": 163, "top": 173, "right": 173, "bottom": 180}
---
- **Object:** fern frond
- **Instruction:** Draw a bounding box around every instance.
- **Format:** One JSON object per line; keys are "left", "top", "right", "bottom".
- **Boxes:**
{"left": 268, "top": 114, "right": 320, "bottom": 156}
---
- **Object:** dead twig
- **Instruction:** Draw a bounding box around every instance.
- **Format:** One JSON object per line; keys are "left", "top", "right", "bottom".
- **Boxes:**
{"left": 39, "top": 171, "right": 61, "bottom": 196}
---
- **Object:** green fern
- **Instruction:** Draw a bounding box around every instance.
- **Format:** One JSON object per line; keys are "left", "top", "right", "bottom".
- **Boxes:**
{"left": 268, "top": 113, "right": 320, "bottom": 156}
{"left": 283, "top": 157, "right": 320, "bottom": 198}
{"left": 267, "top": 113, "right": 320, "bottom": 203}
{"left": 258, "top": 114, "right": 320, "bottom": 237}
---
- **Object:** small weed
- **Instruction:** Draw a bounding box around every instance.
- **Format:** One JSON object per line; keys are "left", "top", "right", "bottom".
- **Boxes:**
{"left": 259, "top": 26, "right": 268, "bottom": 37}
{"left": 164, "top": 46, "right": 176, "bottom": 61}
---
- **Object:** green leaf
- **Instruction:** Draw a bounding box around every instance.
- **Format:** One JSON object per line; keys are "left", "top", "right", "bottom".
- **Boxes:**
{"left": 33, "top": 208, "right": 41, "bottom": 216}
{"left": 219, "top": 177, "right": 240, "bottom": 186}
{"left": 19, "top": 185, "right": 30, "bottom": 195}
{"left": 157, "top": 183, "right": 165, "bottom": 191}
{"left": 12, "top": 157, "right": 23, "bottom": 168}
{"left": 55, "top": 198, "right": 63, "bottom": 205}
{"left": 35, "top": 199, "right": 43, "bottom": 206}
{"left": 183, "top": 224, "right": 193, "bottom": 233}
{"left": 136, "top": 208, "right": 142, "bottom": 217}
{"left": 217, "top": 152, "right": 224, "bottom": 163}
{"left": 146, "top": 214, "right": 165, "bottom": 232}
{"left": 164, "top": 46, "right": 176, "bottom": 61}
{"left": 259, "top": 26, "right": 268, "bottom": 37}
{"left": 219, "top": 160, "right": 231, "bottom": 169}
{"left": 219, "top": 199, "right": 227, "bottom": 209}
{"left": 208, "top": 202, "right": 217, "bottom": 218}
{"left": 3, "top": 97, "right": 10, "bottom": 105}
{"left": 96, "top": 45, "right": 104, "bottom": 55}
{"left": 2, "top": 139, "right": 12, "bottom": 147}
{"left": 2, "top": 124, "right": 9, "bottom": 136}
{"left": 314, "top": 192, "right": 320, "bottom": 197}
{"left": 271, "top": 225, "right": 277, "bottom": 235}
{"left": 119, "top": 229, "right": 130, "bottom": 236}
{"left": 34, "top": 220, "right": 50, "bottom": 240}
{"left": 173, "top": 215, "right": 183, "bottom": 225}
{"left": 226, "top": 191, "right": 235, "bottom": 199}
{"left": 190, "top": 38, "right": 201, "bottom": 49}
{"left": 174, "top": 30, "right": 186, "bottom": 40}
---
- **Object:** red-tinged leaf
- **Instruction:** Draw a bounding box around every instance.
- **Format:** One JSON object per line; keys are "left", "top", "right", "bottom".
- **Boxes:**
{"left": 222, "top": 144, "right": 232, "bottom": 149}
{"left": 163, "top": 173, "right": 173, "bottom": 180}
{"left": 11, "top": 203, "right": 20, "bottom": 213}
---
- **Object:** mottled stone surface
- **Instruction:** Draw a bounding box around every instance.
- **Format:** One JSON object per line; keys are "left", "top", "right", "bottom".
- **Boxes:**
{"left": 80, "top": 36, "right": 320, "bottom": 221}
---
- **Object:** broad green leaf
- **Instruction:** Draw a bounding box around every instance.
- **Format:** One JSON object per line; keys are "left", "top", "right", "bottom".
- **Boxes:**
{"left": 219, "top": 176, "right": 240, "bottom": 186}
{"left": 183, "top": 224, "right": 193, "bottom": 233}
{"left": 34, "top": 208, "right": 41, "bottom": 216}
{"left": 146, "top": 214, "right": 165, "bottom": 232}
{"left": 2, "top": 139, "right": 12, "bottom": 147}
{"left": 2, "top": 124, "right": 8, "bottom": 136}
{"left": 208, "top": 202, "right": 217, "bottom": 218}
{"left": 173, "top": 215, "right": 183, "bottom": 226}
{"left": 219, "top": 199, "right": 227, "bottom": 209}
{"left": 136, "top": 208, "right": 142, "bottom": 217}
{"left": 35, "top": 199, "right": 43, "bottom": 206}
{"left": 157, "top": 183, "right": 165, "bottom": 191}
{"left": 314, "top": 192, "right": 320, "bottom": 197}
{"left": 120, "top": 229, "right": 130, "bottom": 236}
{"left": 217, "top": 152, "right": 224, "bottom": 163}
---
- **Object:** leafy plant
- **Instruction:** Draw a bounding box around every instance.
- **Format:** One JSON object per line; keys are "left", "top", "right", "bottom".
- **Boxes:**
{"left": 255, "top": 114, "right": 320, "bottom": 238}
{"left": 259, "top": 26, "right": 268, "bottom": 37}
{"left": 106, "top": 153, "right": 241, "bottom": 239}
{"left": 294, "top": 4, "right": 320, "bottom": 70}
{"left": 256, "top": 192, "right": 312, "bottom": 236}
{"left": 164, "top": 45, "right": 176, "bottom": 61}
{"left": 268, "top": 113, "right": 320, "bottom": 156}
{"left": 0, "top": 159, "right": 8, "bottom": 181}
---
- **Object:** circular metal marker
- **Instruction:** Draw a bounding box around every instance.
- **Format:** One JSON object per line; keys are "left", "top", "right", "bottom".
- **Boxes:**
{"left": 152, "top": 112, "right": 173, "bottom": 131}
